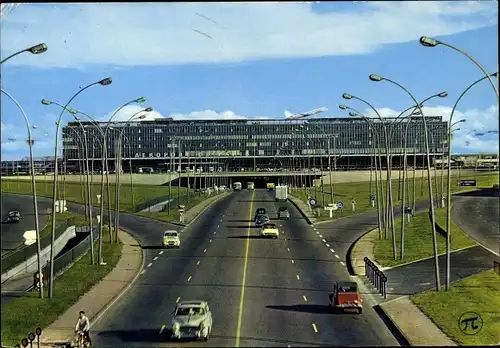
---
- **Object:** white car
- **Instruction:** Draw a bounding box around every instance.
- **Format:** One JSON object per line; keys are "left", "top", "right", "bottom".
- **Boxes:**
{"left": 162, "top": 230, "right": 180, "bottom": 248}
{"left": 260, "top": 222, "right": 279, "bottom": 238}
{"left": 171, "top": 301, "right": 213, "bottom": 341}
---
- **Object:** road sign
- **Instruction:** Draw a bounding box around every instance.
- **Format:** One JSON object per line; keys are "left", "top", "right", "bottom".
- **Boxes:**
{"left": 337, "top": 201, "right": 344, "bottom": 209}
{"left": 309, "top": 198, "right": 317, "bottom": 206}
{"left": 459, "top": 179, "right": 476, "bottom": 187}
{"left": 370, "top": 193, "right": 375, "bottom": 200}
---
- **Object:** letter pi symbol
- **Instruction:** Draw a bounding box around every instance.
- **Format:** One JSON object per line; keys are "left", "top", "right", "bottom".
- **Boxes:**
{"left": 458, "top": 312, "right": 483, "bottom": 335}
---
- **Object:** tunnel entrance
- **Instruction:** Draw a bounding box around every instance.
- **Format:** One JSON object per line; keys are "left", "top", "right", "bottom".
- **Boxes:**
{"left": 170, "top": 174, "right": 318, "bottom": 188}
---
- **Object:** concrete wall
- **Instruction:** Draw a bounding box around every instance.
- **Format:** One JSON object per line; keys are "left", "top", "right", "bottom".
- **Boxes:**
{"left": 1, "top": 226, "right": 76, "bottom": 283}
{"left": 139, "top": 199, "right": 174, "bottom": 213}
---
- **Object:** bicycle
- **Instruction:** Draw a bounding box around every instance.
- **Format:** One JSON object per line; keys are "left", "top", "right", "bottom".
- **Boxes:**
{"left": 72, "top": 330, "right": 91, "bottom": 347}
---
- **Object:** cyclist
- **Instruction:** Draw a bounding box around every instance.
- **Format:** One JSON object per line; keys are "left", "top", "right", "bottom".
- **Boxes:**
{"left": 75, "top": 310, "right": 91, "bottom": 346}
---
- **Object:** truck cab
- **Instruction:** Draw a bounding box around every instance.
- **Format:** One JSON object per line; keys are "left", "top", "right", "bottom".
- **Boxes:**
{"left": 328, "top": 281, "right": 362, "bottom": 314}
{"left": 247, "top": 182, "right": 255, "bottom": 190}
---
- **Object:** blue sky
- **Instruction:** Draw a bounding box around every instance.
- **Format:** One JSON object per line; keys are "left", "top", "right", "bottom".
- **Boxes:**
{"left": 1, "top": 1, "right": 498, "bottom": 160}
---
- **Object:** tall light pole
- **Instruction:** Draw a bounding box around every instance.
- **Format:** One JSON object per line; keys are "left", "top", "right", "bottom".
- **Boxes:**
{"left": 46, "top": 77, "right": 112, "bottom": 298}
{"left": 1, "top": 43, "right": 47, "bottom": 64}
{"left": 341, "top": 94, "right": 397, "bottom": 259}
{"left": 1, "top": 88, "right": 44, "bottom": 299}
{"left": 369, "top": 73, "right": 441, "bottom": 291}
{"left": 441, "top": 119, "right": 466, "bottom": 207}
{"left": 444, "top": 72, "right": 498, "bottom": 291}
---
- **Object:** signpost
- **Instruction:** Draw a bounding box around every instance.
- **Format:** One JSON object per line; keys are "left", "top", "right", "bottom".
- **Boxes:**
{"left": 178, "top": 205, "right": 185, "bottom": 223}
{"left": 309, "top": 198, "right": 317, "bottom": 206}
{"left": 370, "top": 193, "right": 375, "bottom": 207}
{"left": 337, "top": 201, "right": 344, "bottom": 209}
{"left": 404, "top": 206, "right": 412, "bottom": 223}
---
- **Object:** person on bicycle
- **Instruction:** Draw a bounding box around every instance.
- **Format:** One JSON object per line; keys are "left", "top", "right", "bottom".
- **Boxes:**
{"left": 75, "top": 310, "right": 91, "bottom": 345}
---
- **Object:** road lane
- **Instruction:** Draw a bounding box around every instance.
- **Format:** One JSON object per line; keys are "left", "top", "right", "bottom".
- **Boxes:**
{"left": 1, "top": 193, "right": 52, "bottom": 255}
{"left": 91, "top": 191, "right": 240, "bottom": 347}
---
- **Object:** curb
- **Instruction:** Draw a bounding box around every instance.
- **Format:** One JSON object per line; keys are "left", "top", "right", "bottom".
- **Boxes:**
{"left": 287, "top": 195, "right": 313, "bottom": 225}
{"left": 90, "top": 227, "right": 145, "bottom": 328}
{"left": 182, "top": 192, "right": 231, "bottom": 230}
{"left": 346, "top": 227, "right": 378, "bottom": 276}
{"left": 373, "top": 303, "right": 411, "bottom": 347}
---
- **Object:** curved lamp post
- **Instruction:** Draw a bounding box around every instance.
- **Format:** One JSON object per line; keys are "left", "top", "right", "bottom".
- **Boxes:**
{"left": 99, "top": 97, "right": 147, "bottom": 261}
{"left": 46, "top": 77, "right": 112, "bottom": 298}
{"left": 1, "top": 43, "right": 48, "bottom": 64}
{"left": 341, "top": 94, "right": 397, "bottom": 259}
{"left": 369, "top": 73, "right": 441, "bottom": 291}
{"left": 444, "top": 72, "right": 498, "bottom": 290}
{"left": 343, "top": 107, "right": 385, "bottom": 241}
{"left": 1, "top": 88, "right": 44, "bottom": 299}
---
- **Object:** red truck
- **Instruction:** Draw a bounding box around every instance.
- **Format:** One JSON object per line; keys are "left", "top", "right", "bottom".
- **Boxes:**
{"left": 328, "top": 281, "right": 363, "bottom": 314}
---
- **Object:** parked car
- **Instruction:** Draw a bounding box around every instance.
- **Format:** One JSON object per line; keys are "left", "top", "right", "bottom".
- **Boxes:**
{"left": 170, "top": 300, "right": 213, "bottom": 341}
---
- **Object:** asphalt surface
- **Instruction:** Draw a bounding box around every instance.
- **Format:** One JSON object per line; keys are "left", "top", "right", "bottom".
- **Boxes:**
{"left": 90, "top": 189, "right": 398, "bottom": 347}
{"left": 0, "top": 193, "right": 52, "bottom": 256}
{"left": 451, "top": 195, "right": 500, "bottom": 256}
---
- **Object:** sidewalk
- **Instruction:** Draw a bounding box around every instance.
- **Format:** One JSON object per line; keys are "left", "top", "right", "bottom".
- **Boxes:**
{"left": 39, "top": 230, "right": 143, "bottom": 347}
{"left": 288, "top": 194, "right": 317, "bottom": 224}
{"left": 379, "top": 296, "right": 456, "bottom": 346}
{"left": 350, "top": 227, "right": 385, "bottom": 275}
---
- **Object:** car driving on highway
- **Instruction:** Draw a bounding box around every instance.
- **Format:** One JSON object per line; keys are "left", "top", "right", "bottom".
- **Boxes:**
{"left": 255, "top": 214, "right": 270, "bottom": 228}
{"left": 254, "top": 208, "right": 266, "bottom": 222}
{"left": 170, "top": 300, "right": 213, "bottom": 341}
{"left": 328, "top": 281, "right": 363, "bottom": 314}
{"left": 260, "top": 222, "right": 279, "bottom": 238}
{"left": 278, "top": 207, "right": 290, "bottom": 220}
{"left": 162, "top": 230, "right": 180, "bottom": 248}
{"left": 6, "top": 211, "right": 21, "bottom": 223}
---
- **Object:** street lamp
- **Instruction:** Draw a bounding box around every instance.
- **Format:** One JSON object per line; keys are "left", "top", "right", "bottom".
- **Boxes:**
{"left": 1, "top": 43, "right": 48, "bottom": 64}
{"left": 46, "top": 77, "right": 112, "bottom": 298}
{"left": 341, "top": 94, "right": 397, "bottom": 259}
{"left": 369, "top": 73, "right": 441, "bottom": 291}
{"left": 444, "top": 72, "right": 498, "bottom": 291}
{"left": 1, "top": 88, "right": 44, "bottom": 299}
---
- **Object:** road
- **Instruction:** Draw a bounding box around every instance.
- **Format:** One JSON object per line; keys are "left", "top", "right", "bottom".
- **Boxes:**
{"left": 0, "top": 193, "right": 52, "bottom": 256}
{"left": 451, "top": 193, "right": 500, "bottom": 256}
{"left": 91, "top": 189, "right": 398, "bottom": 347}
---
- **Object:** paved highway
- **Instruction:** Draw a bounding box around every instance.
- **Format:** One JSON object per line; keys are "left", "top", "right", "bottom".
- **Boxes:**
{"left": 0, "top": 193, "right": 52, "bottom": 256}
{"left": 91, "top": 189, "right": 398, "bottom": 347}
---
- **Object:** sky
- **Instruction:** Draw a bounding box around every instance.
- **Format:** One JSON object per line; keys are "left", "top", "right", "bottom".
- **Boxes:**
{"left": 0, "top": 1, "right": 499, "bottom": 161}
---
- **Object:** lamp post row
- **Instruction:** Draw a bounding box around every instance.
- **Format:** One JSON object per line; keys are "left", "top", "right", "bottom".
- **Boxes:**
{"left": 3, "top": 35, "right": 499, "bottom": 298}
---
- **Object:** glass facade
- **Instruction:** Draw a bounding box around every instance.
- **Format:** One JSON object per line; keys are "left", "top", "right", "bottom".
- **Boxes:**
{"left": 62, "top": 117, "right": 447, "bottom": 171}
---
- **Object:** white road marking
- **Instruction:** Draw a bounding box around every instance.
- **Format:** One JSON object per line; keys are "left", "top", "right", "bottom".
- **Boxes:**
{"left": 325, "top": 243, "right": 330, "bottom": 247}
{"left": 291, "top": 260, "right": 295, "bottom": 264}
{"left": 340, "top": 261, "right": 345, "bottom": 266}
{"left": 287, "top": 248, "right": 291, "bottom": 252}
{"left": 153, "top": 256, "right": 158, "bottom": 261}
{"left": 316, "top": 231, "right": 320, "bottom": 234}
{"left": 418, "top": 282, "right": 431, "bottom": 286}
{"left": 329, "top": 249, "right": 335, "bottom": 253}
{"left": 140, "top": 270, "right": 146, "bottom": 275}
{"left": 159, "top": 325, "right": 166, "bottom": 334}
{"left": 159, "top": 251, "right": 164, "bottom": 255}
{"left": 322, "top": 239, "right": 326, "bottom": 243}
{"left": 213, "top": 231, "right": 216, "bottom": 235}
{"left": 209, "top": 239, "right": 212, "bottom": 243}
{"left": 204, "top": 249, "right": 207, "bottom": 253}
{"left": 302, "top": 295, "right": 308, "bottom": 302}
{"left": 147, "top": 262, "right": 153, "bottom": 267}
{"left": 296, "top": 274, "right": 300, "bottom": 280}
{"left": 319, "top": 235, "right": 323, "bottom": 238}
{"left": 335, "top": 254, "right": 340, "bottom": 259}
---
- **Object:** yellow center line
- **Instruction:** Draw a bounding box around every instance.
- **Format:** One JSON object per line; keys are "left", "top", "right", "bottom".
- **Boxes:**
{"left": 235, "top": 190, "right": 255, "bottom": 347}
{"left": 196, "top": 260, "right": 201, "bottom": 265}
{"left": 159, "top": 324, "right": 166, "bottom": 334}
{"left": 302, "top": 295, "right": 308, "bottom": 302}
{"left": 312, "top": 323, "right": 318, "bottom": 333}
{"left": 176, "top": 297, "right": 181, "bottom": 303}
{"left": 187, "top": 276, "right": 192, "bottom": 282}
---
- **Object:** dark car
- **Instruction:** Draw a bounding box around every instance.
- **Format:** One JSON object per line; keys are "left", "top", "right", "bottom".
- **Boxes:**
{"left": 6, "top": 211, "right": 21, "bottom": 223}
{"left": 278, "top": 207, "right": 290, "bottom": 220}
{"left": 255, "top": 215, "right": 270, "bottom": 227}
{"left": 254, "top": 208, "right": 266, "bottom": 222}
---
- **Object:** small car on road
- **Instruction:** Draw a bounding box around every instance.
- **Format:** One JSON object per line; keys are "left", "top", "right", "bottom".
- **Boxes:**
{"left": 170, "top": 300, "right": 213, "bottom": 341}
{"left": 254, "top": 208, "right": 266, "bottom": 222}
{"left": 278, "top": 207, "right": 290, "bottom": 220}
{"left": 328, "top": 281, "right": 363, "bottom": 314}
{"left": 255, "top": 214, "right": 270, "bottom": 228}
{"left": 260, "top": 222, "right": 279, "bottom": 238}
{"left": 162, "top": 230, "right": 180, "bottom": 248}
{"left": 6, "top": 211, "right": 21, "bottom": 223}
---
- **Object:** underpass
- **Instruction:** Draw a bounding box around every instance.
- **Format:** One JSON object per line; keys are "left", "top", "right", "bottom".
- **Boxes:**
{"left": 91, "top": 189, "right": 398, "bottom": 347}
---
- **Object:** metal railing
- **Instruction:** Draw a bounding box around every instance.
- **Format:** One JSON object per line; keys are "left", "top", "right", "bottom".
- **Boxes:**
{"left": 364, "top": 257, "right": 388, "bottom": 299}
{"left": 1, "top": 218, "right": 76, "bottom": 274}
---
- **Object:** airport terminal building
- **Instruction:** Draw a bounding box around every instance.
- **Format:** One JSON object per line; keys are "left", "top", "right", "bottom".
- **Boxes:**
{"left": 59, "top": 116, "right": 448, "bottom": 173}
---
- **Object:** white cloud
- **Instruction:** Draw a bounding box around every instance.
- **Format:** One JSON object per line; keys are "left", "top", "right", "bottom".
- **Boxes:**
{"left": 0, "top": 2, "right": 497, "bottom": 68}
{"left": 361, "top": 104, "right": 499, "bottom": 153}
{"left": 102, "top": 105, "right": 166, "bottom": 122}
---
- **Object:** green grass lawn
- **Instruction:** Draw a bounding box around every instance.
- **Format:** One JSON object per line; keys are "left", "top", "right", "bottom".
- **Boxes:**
{"left": 291, "top": 171, "right": 498, "bottom": 222}
{"left": 372, "top": 207, "right": 477, "bottom": 268}
{"left": 411, "top": 270, "right": 500, "bottom": 345}
{"left": 1, "top": 179, "right": 190, "bottom": 212}
{"left": 136, "top": 192, "right": 220, "bottom": 224}
{"left": 1, "top": 238, "right": 122, "bottom": 346}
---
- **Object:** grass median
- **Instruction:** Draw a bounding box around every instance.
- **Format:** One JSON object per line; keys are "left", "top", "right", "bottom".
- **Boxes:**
{"left": 1, "top": 238, "right": 122, "bottom": 346}
{"left": 1, "top": 179, "right": 190, "bottom": 212}
{"left": 291, "top": 171, "right": 498, "bottom": 222}
{"left": 411, "top": 269, "right": 500, "bottom": 345}
{"left": 372, "top": 207, "right": 477, "bottom": 268}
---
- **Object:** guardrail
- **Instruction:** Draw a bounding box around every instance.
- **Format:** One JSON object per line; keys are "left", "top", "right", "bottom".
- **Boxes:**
{"left": 134, "top": 194, "right": 171, "bottom": 212}
{"left": 364, "top": 257, "right": 388, "bottom": 299}
{"left": 494, "top": 260, "right": 500, "bottom": 275}
{"left": 1, "top": 218, "right": 76, "bottom": 274}
{"left": 34, "top": 226, "right": 99, "bottom": 290}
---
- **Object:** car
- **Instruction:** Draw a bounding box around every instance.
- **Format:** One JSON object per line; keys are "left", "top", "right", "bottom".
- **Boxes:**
{"left": 278, "top": 207, "right": 290, "bottom": 220}
{"left": 255, "top": 215, "right": 270, "bottom": 228}
{"left": 254, "top": 208, "right": 266, "bottom": 222}
{"left": 260, "top": 222, "right": 279, "bottom": 238}
{"left": 328, "top": 281, "right": 363, "bottom": 314}
{"left": 170, "top": 300, "right": 213, "bottom": 341}
{"left": 162, "top": 230, "right": 180, "bottom": 248}
{"left": 6, "top": 211, "right": 20, "bottom": 223}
